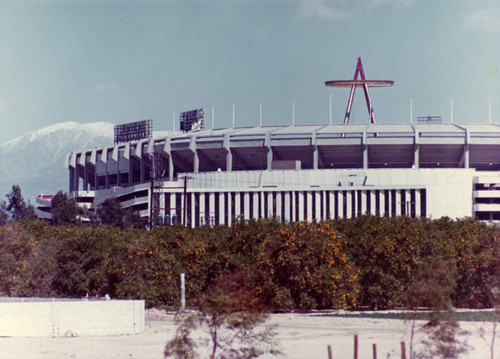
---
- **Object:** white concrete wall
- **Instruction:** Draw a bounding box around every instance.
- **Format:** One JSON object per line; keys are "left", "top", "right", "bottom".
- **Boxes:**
{"left": 0, "top": 299, "right": 144, "bottom": 337}
{"left": 182, "top": 168, "right": 477, "bottom": 219}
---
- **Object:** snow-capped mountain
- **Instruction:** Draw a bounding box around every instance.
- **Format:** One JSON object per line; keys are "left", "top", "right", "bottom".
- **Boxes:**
{"left": 0, "top": 122, "right": 115, "bottom": 205}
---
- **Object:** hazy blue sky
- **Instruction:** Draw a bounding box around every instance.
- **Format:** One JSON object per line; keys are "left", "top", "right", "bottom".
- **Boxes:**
{"left": 0, "top": 0, "right": 498, "bottom": 144}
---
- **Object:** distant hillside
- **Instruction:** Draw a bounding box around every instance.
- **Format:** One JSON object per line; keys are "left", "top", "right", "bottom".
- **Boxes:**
{"left": 0, "top": 122, "right": 114, "bottom": 204}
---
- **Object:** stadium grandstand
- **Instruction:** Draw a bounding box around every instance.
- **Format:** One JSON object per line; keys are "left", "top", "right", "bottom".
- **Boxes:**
{"left": 38, "top": 59, "right": 500, "bottom": 226}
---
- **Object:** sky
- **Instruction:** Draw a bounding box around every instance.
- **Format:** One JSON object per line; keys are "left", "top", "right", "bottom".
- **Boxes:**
{"left": 0, "top": 0, "right": 499, "bottom": 144}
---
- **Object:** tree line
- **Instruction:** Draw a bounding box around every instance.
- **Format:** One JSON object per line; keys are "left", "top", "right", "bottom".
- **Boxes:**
{"left": 1, "top": 201, "right": 499, "bottom": 312}
{"left": 0, "top": 185, "right": 144, "bottom": 228}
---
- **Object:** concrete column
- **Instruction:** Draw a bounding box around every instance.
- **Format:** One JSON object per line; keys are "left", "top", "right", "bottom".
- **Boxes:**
{"left": 346, "top": 191, "right": 352, "bottom": 219}
{"left": 414, "top": 144, "right": 420, "bottom": 169}
{"left": 73, "top": 167, "right": 80, "bottom": 193}
{"left": 284, "top": 192, "right": 291, "bottom": 222}
{"left": 69, "top": 168, "right": 74, "bottom": 193}
{"left": 313, "top": 148, "right": 319, "bottom": 170}
{"left": 219, "top": 193, "right": 225, "bottom": 225}
{"left": 199, "top": 193, "right": 206, "bottom": 225}
{"left": 380, "top": 191, "right": 386, "bottom": 216}
{"left": 227, "top": 192, "right": 232, "bottom": 226}
{"left": 193, "top": 152, "right": 199, "bottom": 173}
{"left": 361, "top": 190, "right": 367, "bottom": 215}
{"left": 168, "top": 156, "right": 174, "bottom": 180}
{"left": 191, "top": 193, "right": 196, "bottom": 228}
{"left": 338, "top": 191, "right": 344, "bottom": 218}
{"left": 190, "top": 136, "right": 199, "bottom": 173}
{"left": 209, "top": 192, "right": 215, "bottom": 225}
{"left": 315, "top": 191, "right": 321, "bottom": 222}
{"left": 395, "top": 190, "right": 402, "bottom": 216}
{"left": 307, "top": 191, "right": 313, "bottom": 222}
{"left": 126, "top": 146, "right": 132, "bottom": 186}
{"left": 329, "top": 191, "right": 336, "bottom": 219}
{"left": 163, "top": 139, "right": 174, "bottom": 181}
{"left": 267, "top": 192, "right": 273, "bottom": 218}
{"left": 312, "top": 130, "right": 319, "bottom": 170}
{"left": 291, "top": 191, "right": 296, "bottom": 222}
{"left": 405, "top": 189, "right": 412, "bottom": 216}
{"left": 265, "top": 134, "right": 272, "bottom": 171}
{"left": 322, "top": 191, "right": 328, "bottom": 221}
{"left": 169, "top": 193, "right": 176, "bottom": 218}
{"left": 83, "top": 163, "right": 89, "bottom": 191}
{"left": 244, "top": 192, "right": 250, "bottom": 220}
{"left": 223, "top": 134, "right": 232, "bottom": 172}
{"left": 353, "top": 190, "right": 359, "bottom": 216}
{"left": 95, "top": 165, "right": 99, "bottom": 191}
{"left": 267, "top": 149, "right": 273, "bottom": 171}
{"left": 363, "top": 130, "right": 368, "bottom": 169}
{"left": 235, "top": 192, "right": 241, "bottom": 219}
{"left": 260, "top": 191, "right": 266, "bottom": 219}
{"left": 140, "top": 147, "right": 145, "bottom": 183}
{"left": 159, "top": 193, "right": 165, "bottom": 219}
{"left": 415, "top": 189, "right": 422, "bottom": 217}
{"left": 298, "top": 191, "right": 305, "bottom": 221}
{"left": 276, "top": 192, "right": 282, "bottom": 221}
{"left": 253, "top": 192, "right": 260, "bottom": 219}
{"left": 226, "top": 150, "right": 233, "bottom": 172}
{"left": 370, "top": 191, "right": 377, "bottom": 215}
{"left": 414, "top": 130, "right": 420, "bottom": 169}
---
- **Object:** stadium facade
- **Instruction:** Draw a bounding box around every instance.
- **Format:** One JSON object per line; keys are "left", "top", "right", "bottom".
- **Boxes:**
{"left": 36, "top": 59, "right": 500, "bottom": 226}
{"left": 45, "top": 122, "right": 500, "bottom": 227}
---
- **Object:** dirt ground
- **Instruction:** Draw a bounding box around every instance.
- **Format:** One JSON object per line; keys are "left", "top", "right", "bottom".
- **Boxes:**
{"left": 0, "top": 310, "right": 498, "bottom": 359}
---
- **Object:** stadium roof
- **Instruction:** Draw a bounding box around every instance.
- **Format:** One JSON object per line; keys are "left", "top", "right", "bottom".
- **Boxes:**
{"left": 69, "top": 123, "right": 500, "bottom": 173}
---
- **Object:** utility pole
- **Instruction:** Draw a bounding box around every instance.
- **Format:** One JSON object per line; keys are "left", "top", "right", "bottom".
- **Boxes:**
{"left": 149, "top": 151, "right": 167, "bottom": 229}
{"left": 149, "top": 175, "right": 154, "bottom": 229}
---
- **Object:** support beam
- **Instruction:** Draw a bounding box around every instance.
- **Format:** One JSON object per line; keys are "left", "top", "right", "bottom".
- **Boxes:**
{"left": 363, "top": 129, "right": 368, "bottom": 169}
{"left": 312, "top": 130, "right": 319, "bottom": 170}
{"left": 413, "top": 129, "right": 420, "bottom": 169}
{"left": 265, "top": 133, "right": 273, "bottom": 171}
{"left": 189, "top": 136, "right": 199, "bottom": 173}
{"left": 223, "top": 134, "right": 233, "bottom": 172}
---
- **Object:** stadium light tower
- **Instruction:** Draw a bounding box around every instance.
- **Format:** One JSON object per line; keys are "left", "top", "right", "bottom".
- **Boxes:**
{"left": 325, "top": 57, "right": 394, "bottom": 125}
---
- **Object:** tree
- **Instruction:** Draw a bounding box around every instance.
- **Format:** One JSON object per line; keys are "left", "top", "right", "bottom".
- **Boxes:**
{"left": 122, "top": 208, "right": 146, "bottom": 229}
{"left": 51, "top": 191, "right": 81, "bottom": 225}
{"left": 97, "top": 198, "right": 123, "bottom": 227}
{"left": 403, "top": 261, "right": 469, "bottom": 359}
{"left": 164, "top": 271, "right": 280, "bottom": 359}
{"left": 97, "top": 198, "right": 145, "bottom": 229}
{"left": 2, "top": 185, "right": 36, "bottom": 222}
{"left": 0, "top": 207, "right": 7, "bottom": 225}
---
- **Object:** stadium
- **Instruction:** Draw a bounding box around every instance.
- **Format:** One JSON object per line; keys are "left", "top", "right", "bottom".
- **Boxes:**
{"left": 38, "top": 59, "right": 500, "bottom": 226}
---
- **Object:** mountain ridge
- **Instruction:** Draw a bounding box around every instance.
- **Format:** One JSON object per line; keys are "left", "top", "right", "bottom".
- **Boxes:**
{"left": 0, "top": 122, "right": 115, "bottom": 205}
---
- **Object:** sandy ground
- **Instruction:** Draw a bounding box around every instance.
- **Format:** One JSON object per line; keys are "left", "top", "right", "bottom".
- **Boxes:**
{"left": 0, "top": 310, "right": 499, "bottom": 359}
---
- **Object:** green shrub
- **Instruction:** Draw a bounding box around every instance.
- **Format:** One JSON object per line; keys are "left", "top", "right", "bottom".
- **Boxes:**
{"left": 1, "top": 217, "right": 500, "bottom": 312}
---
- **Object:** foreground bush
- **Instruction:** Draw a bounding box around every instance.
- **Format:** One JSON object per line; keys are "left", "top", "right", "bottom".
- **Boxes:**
{"left": 1, "top": 216, "right": 499, "bottom": 311}
{"left": 0, "top": 221, "right": 60, "bottom": 297}
{"left": 164, "top": 271, "right": 280, "bottom": 359}
{"left": 228, "top": 219, "right": 359, "bottom": 310}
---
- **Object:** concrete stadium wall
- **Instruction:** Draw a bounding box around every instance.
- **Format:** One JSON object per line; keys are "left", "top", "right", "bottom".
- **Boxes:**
{"left": 0, "top": 298, "right": 145, "bottom": 337}
{"left": 185, "top": 168, "right": 477, "bottom": 219}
